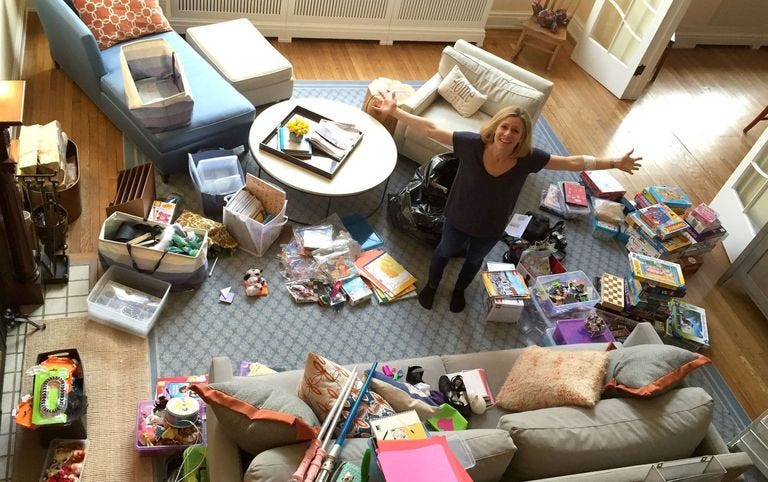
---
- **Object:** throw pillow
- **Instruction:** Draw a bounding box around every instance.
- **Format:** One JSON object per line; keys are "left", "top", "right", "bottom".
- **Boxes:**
{"left": 603, "top": 344, "right": 711, "bottom": 397}
{"left": 190, "top": 379, "right": 319, "bottom": 455}
{"left": 496, "top": 346, "right": 608, "bottom": 411}
{"left": 438, "top": 65, "right": 488, "bottom": 117}
{"left": 74, "top": 0, "right": 173, "bottom": 50}
{"left": 367, "top": 370, "right": 439, "bottom": 420}
{"left": 497, "top": 387, "right": 714, "bottom": 481}
{"left": 297, "top": 353, "right": 396, "bottom": 438}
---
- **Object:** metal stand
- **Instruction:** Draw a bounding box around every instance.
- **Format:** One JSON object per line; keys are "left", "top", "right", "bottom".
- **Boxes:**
{"left": 2, "top": 308, "right": 46, "bottom": 336}
{"left": 21, "top": 174, "right": 70, "bottom": 283}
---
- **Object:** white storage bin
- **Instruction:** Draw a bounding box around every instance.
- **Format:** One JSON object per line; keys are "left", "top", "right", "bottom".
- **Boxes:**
{"left": 188, "top": 152, "right": 245, "bottom": 219}
{"left": 87, "top": 265, "right": 170, "bottom": 337}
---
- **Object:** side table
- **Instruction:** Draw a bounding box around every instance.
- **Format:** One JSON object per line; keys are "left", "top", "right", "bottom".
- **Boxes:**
{"left": 512, "top": 16, "right": 567, "bottom": 71}
{"left": 362, "top": 77, "right": 415, "bottom": 135}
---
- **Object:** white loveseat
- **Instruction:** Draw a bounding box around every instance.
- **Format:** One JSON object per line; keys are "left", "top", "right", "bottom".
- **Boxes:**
{"left": 394, "top": 39, "right": 554, "bottom": 165}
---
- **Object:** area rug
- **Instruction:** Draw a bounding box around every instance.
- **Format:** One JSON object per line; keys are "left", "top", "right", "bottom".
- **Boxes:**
{"left": 132, "top": 81, "right": 754, "bottom": 467}
{"left": 14, "top": 317, "right": 152, "bottom": 481}
{"left": 145, "top": 80, "right": 630, "bottom": 380}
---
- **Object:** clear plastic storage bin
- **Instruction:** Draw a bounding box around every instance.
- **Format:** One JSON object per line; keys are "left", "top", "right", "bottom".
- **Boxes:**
{"left": 532, "top": 270, "right": 599, "bottom": 321}
{"left": 87, "top": 265, "right": 171, "bottom": 337}
{"left": 188, "top": 150, "right": 245, "bottom": 219}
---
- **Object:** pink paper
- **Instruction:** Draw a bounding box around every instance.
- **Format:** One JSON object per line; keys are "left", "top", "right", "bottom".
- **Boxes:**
{"left": 437, "top": 418, "right": 455, "bottom": 431}
{"left": 376, "top": 437, "right": 471, "bottom": 482}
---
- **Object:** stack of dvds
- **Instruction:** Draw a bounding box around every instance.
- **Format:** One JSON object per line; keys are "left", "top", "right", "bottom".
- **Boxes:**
{"left": 625, "top": 252, "right": 686, "bottom": 329}
{"left": 665, "top": 299, "right": 709, "bottom": 351}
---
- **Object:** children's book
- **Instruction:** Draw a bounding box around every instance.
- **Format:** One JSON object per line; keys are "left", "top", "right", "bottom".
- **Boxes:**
{"left": 360, "top": 251, "right": 416, "bottom": 298}
{"left": 628, "top": 252, "right": 685, "bottom": 290}
{"left": 669, "top": 299, "right": 710, "bottom": 346}
{"left": 647, "top": 185, "right": 692, "bottom": 212}
{"left": 638, "top": 204, "right": 688, "bottom": 240}
{"left": 341, "top": 276, "right": 373, "bottom": 305}
{"left": 155, "top": 375, "right": 208, "bottom": 400}
{"left": 371, "top": 409, "right": 429, "bottom": 441}
{"left": 562, "top": 181, "right": 588, "bottom": 207}
{"left": 443, "top": 368, "right": 495, "bottom": 407}
{"left": 481, "top": 270, "right": 530, "bottom": 299}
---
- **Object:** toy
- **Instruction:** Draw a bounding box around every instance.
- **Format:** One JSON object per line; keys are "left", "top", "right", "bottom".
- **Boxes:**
{"left": 243, "top": 268, "right": 268, "bottom": 297}
{"left": 468, "top": 391, "right": 487, "bottom": 415}
{"left": 584, "top": 313, "right": 608, "bottom": 338}
{"left": 600, "top": 273, "right": 625, "bottom": 312}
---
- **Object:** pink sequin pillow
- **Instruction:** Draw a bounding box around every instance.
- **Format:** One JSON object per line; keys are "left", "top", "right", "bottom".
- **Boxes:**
{"left": 74, "top": 0, "right": 173, "bottom": 50}
{"left": 496, "top": 346, "right": 609, "bottom": 411}
{"left": 297, "top": 353, "right": 396, "bottom": 438}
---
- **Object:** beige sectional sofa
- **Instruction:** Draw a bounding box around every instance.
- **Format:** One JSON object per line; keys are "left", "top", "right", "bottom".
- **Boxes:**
{"left": 202, "top": 323, "right": 752, "bottom": 481}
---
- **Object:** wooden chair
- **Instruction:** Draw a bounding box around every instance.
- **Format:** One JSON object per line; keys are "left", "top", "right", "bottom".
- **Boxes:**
{"left": 743, "top": 104, "right": 768, "bottom": 134}
{"left": 512, "top": 16, "right": 568, "bottom": 71}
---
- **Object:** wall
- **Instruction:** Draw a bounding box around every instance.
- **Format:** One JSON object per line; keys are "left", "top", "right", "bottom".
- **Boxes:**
{"left": 487, "top": 0, "right": 768, "bottom": 48}
{"left": 0, "top": 0, "right": 25, "bottom": 80}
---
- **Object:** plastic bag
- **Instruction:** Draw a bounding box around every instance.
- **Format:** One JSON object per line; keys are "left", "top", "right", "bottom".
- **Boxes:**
{"left": 592, "top": 197, "right": 625, "bottom": 224}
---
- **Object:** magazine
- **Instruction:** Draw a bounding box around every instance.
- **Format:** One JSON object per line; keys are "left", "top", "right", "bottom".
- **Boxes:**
{"left": 371, "top": 409, "right": 428, "bottom": 441}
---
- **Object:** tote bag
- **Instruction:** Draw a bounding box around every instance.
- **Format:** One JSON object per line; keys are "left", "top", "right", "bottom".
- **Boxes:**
{"left": 120, "top": 38, "right": 194, "bottom": 132}
{"left": 98, "top": 211, "right": 209, "bottom": 290}
{"left": 223, "top": 174, "right": 288, "bottom": 257}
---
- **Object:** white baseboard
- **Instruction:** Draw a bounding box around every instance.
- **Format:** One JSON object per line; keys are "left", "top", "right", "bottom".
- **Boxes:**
{"left": 674, "top": 31, "right": 768, "bottom": 49}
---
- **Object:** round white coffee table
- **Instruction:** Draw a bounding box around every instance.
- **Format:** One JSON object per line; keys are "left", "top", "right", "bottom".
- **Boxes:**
{"left": 248, "top": 98, "right": 397, "bottom": 222}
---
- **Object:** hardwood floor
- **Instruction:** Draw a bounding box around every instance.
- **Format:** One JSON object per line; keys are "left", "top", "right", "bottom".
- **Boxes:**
{"left": 21, "top": 13, "right": 768, "bottom": 419}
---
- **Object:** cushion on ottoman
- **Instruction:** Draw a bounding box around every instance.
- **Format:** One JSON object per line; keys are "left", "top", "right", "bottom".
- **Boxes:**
{"left": 244, "top": 429, "right": 517, "bottom": 482}
{"left": 497, "top": 386, "right": 713, "bottom": 481}
{"left": 186, "top": 18, "right": 293, "bottom": 106}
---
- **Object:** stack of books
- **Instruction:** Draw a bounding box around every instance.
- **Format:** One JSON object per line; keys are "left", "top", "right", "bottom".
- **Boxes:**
{"left": 686, "top": 203, "right": 722, "bottom": 234}
{"left": 355, "top": 249, "right": 417, "bottom": 304}
{"left": 637, "top": 204, "right": 689, "bottom": 240}
{"left": 226, "top": 189, "right": 270, "bottom": 222}
{"left": 579, "top": 170, "right": 626, "bottom": 200}
{"left": 625, "top": 210, "right": 697, "bottom": 261}
{"left": 625, "top": 252, "right": 686, "bottom": 328}
{"left": 665, "top": 299, "right": 710, "bottom": 351}
{"left": 277, "top": 126, "right": 312, "bottom": 159}
{"left": 634, "top": 185, "right": 692, "bottom": 214}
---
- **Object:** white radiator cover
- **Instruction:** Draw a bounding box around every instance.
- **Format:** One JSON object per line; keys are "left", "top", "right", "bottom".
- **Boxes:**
{"left": 169, "top": 0, "right": 492, "bottom": 45}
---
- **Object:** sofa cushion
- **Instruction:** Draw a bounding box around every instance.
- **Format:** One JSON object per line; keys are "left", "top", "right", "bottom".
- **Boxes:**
{"left": 438, "top": 65, "right": 488, "bottom": 117}
{"left": 604, "top": 344, "right": 711, "bottom": 397}
{"left": 496, "top": 346, "right": 608, "bottom": 411}
{"left": 497, "top": 386, "right": 713, "bottom": 481}
{"left": 190, "top": 379, "right": 319, "bottom": 456}
{"left": 244, "top": 429, "right": 517, "bottom": 482}
{"left": 439, "top": 47, "right": 545, "bottom": 119}
{"left": 74, "top": 0, "right": 173, "bottom": 50}
{"left": 367, "top": 370, "right": 439, "bottom": 420}
{"left": 298, "top": 353, "right": 396, "bottom": 438}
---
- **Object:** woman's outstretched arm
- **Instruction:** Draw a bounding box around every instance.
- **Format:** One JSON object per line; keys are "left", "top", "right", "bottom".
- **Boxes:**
{"left": 544, "top": 149, "right": 642, "bottom": 173}
{"left": 370, "top": 91, "right": 454, "bottom": 146}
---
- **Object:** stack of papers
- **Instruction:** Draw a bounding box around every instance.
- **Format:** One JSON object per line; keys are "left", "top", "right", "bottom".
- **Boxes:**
{"left": 307, "top": 119, "right": 361, "bottom": 160}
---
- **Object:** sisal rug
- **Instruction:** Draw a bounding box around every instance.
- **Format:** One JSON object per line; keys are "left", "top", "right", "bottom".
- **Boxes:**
{"left": 13, "top": 317, "right": 152, "bottom": 482}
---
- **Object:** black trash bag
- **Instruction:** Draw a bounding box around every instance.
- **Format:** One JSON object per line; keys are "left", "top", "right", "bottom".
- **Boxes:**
{"left": 387, "top": 153, "right": 459, "bottom": 246}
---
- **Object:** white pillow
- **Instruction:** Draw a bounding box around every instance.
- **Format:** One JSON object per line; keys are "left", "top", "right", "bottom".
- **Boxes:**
{"left": 438, "top": 65, "right": 487, "bottom": 117}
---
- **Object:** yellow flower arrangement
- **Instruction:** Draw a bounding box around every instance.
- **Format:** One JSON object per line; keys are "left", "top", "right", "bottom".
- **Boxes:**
{"left": 285, "top": 116, "right": 310, "bottom": 136}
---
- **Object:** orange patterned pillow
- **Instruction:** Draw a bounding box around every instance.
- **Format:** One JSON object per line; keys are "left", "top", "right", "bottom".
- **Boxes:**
{"left": 298, "top": 353, "right": 396, "bottom": 438}
{"left": 496, "top": 346, "right": 608, "bottom": 411}
{"left": 74, "top": 0, "right": 173, "bottom": 50}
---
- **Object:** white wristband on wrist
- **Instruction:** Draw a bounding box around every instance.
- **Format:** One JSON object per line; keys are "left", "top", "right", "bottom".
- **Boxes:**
{"left": 583, "top": 155, "right": 597, "bottom": 170}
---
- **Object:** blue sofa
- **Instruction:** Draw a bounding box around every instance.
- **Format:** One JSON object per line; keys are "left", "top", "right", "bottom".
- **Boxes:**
{"left": 34, "top": 0, "right": 256, "bottom": 178}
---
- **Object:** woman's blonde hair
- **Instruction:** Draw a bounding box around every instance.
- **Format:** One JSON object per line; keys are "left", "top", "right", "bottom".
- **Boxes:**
{"left": 479, "top": 106, "right": 533, "bottom": 157}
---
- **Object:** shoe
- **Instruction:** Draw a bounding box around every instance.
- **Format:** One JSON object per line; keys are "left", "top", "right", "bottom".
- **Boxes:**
{"left": 450, "top": 289, "right": 466, "bottom": 313}
{"left": 418, "top": 286, "right": 437, "bottom": 310}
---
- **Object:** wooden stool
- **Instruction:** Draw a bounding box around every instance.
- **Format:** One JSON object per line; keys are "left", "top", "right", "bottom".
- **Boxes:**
{"left": 744, "top": 104, "right": 768, "bottom": 134}
{"left": 512, "top": 16, "right": 567, "bottom": 71}
{"left": 362, "top": 77, "right": 415, "bottom": 135}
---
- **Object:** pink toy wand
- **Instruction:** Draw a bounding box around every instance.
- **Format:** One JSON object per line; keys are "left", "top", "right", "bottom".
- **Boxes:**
{"left": 314, "top": 361, "right": 378, "bottom": 482}
{"left": 292, "top": 366, "right": 359, "bottom": 482}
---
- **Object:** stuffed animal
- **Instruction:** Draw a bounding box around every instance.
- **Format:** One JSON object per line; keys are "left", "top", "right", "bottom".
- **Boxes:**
{"left": 243, "top": 268, "right": 267, "bottom": 297}
{"left": 468, "top": 391, "right": 487, "bottom": 415}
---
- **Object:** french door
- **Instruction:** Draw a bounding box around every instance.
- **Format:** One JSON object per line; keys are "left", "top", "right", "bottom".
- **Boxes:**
{"left": 570, "top": 0, "right": 691, "bottom": 99}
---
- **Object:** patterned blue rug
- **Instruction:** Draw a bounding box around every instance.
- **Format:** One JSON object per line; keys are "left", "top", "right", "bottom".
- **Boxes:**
{"left": 143, "top": 82, "right": 756, "bottom": 469}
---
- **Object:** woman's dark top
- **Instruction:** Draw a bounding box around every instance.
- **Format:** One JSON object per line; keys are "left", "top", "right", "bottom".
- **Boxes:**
{"left": 445, "top": 131, "right": 550, "bottom": 239}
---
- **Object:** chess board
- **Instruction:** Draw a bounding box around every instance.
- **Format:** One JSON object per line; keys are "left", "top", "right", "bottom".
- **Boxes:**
{"left": 600, "top": 273, "right": 625, "bottom": 312}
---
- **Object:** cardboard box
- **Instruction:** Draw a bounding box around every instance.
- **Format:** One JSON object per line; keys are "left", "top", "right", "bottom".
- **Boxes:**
{"left": 482, "top": 262, "right": 525, "bottom": 323}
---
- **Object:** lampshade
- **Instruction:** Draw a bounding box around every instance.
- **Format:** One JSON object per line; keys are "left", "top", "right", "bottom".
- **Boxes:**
{"left": 0, "top": 80, "right": 25, "bottom": 127}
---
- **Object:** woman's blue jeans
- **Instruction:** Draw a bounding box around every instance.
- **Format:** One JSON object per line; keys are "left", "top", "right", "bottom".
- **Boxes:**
{"left": 427, "top": 222, "right": 499, "bottom": 291}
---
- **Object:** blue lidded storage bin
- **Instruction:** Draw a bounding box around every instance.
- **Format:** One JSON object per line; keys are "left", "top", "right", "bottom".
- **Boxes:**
{"left": 188, "top": 149, "right": 245, "bottom": 219}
